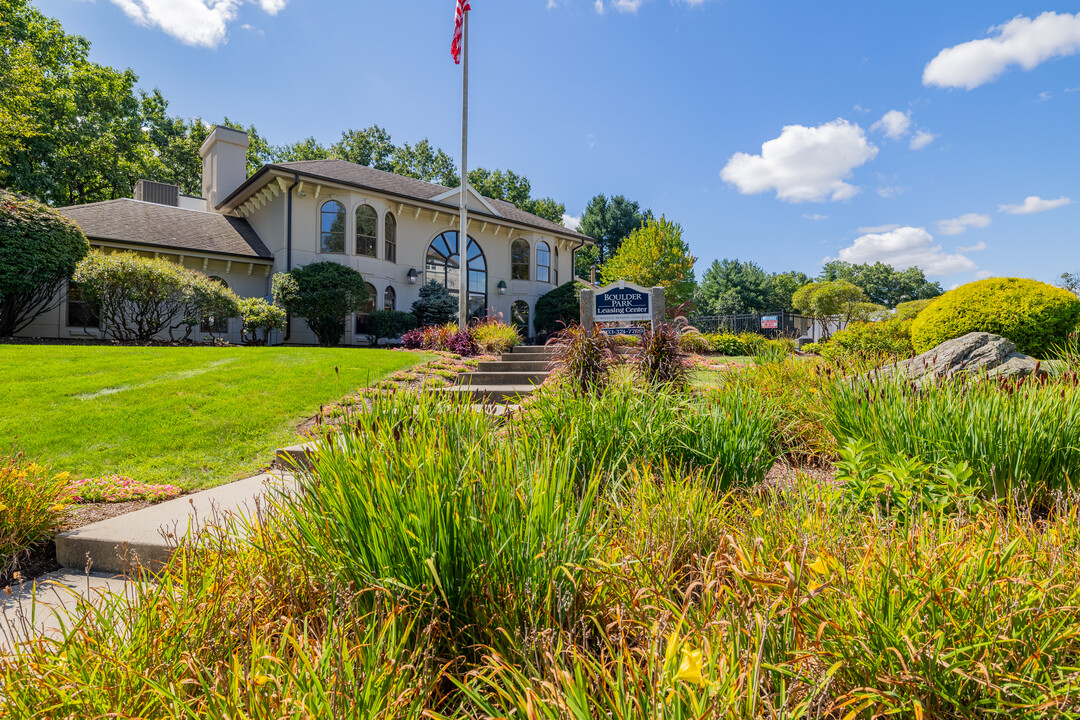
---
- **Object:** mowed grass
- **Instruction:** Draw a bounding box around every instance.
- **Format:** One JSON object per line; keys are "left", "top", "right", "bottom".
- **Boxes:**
{"left": 0, "top": 345, "right": 430, "bottom": 490}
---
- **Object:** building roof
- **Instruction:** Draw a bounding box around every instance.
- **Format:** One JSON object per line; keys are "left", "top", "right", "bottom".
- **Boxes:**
{"left": 225, "top": 159, "right": 593, "bottom": 244}
{"left": 57, "top": 199, "right": 273, "bottom": 260}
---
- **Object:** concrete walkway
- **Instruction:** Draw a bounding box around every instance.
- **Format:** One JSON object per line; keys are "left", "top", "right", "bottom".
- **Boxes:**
{"left": 2, "top": 469, "right": 295, "bottom": 654}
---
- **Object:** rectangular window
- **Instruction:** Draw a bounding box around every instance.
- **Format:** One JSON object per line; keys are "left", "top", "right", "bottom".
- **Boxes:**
{"left": 66, "top": 285, "right": 100, "bottom": 329}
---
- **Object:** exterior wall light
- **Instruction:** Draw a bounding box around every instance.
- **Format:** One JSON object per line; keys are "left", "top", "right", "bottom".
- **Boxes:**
{"left": 407, "top": 268, "right": 419, "bottom": 284}
{"left": 497, "top": 280, "right": 507, "bottom": 295}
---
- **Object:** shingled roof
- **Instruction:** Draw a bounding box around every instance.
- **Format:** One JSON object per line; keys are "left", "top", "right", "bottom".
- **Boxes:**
{"left": 58, "top": 199, "right": 273, "bottom": 260}
{"left": 228, "top": 159, "right": 593, "bottom": 244}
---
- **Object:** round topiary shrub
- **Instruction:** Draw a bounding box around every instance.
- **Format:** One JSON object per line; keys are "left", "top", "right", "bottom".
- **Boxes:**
{"left": 910, "top": 277, "right": 1080, "bottom": 358}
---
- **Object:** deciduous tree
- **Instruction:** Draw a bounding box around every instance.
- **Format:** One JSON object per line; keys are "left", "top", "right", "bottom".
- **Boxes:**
{"left": 600, "top": 216, "right": 696, "bottom": 308}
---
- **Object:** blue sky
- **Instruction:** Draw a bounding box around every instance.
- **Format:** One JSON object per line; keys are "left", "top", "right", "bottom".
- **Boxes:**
{"left": 39, "top": 0, "right": 1079, "bottom": 286}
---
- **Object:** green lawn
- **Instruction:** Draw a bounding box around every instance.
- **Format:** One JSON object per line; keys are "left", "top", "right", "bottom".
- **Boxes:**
{"left": 0, "top": 345, "right": 429, "bottom": 490}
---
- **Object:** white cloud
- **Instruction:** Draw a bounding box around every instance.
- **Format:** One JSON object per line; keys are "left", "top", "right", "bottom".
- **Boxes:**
{"left": 857, "top": 224, "right": 900, "bottom": 233}
{"left": 611, "top": 0, "right": 644, "bottom": 10}
{"left": 803, "top": 213, "right": 828, "bottom": 221}
{"left": 562, "top": 213, "right": 582, "bottom": 231}
{"left": 975, "top": 270, "right": 995, "bottom": 280}
{"left": 999, "top": 195, "right": 1073, "bottom": 214}
{"left": 923, "top": 12, "right": 1080, "bottom": 89}
{"left": 877, "top": 184, "right": 906, "bottom": 199}
{"left": 594, "top": 0, "right": 604, "bottom": 13}
{"left": 937, "top": 213, "right": 991, "bottom": 236}
{"left": 957, "top": 241, "right": 988, "bottom": 252}
{"left": 833, "top": 226, "right": 977, "bottom": 276}
{"left": 871, "top": 110, "right": 911, "bottom": 139}
{"left": 909, "top": 130, "right": 936, "bottom": 150}
{"left": 1039, "top": 91, "right": 1054, "bottom": 101}
{"left": 109, "top": 0, "right": 286, "bottom": 47}
{"left": 720, "top": 119, "right": 877, "bottom": 203}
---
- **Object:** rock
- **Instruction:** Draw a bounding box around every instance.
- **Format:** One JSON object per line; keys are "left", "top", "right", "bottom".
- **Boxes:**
{"left": 878, "top": 332, "right": 1042, "bottom": 385}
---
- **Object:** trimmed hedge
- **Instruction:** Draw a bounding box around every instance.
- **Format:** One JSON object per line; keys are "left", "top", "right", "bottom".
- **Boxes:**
{"left": 820, "top": 318, "right": 914, "bottom": 360}
{"left": 910, "top": 277, "right": 1080, "bottom": 358}
{"left": 534, "top": 281, "right": 582, "bottom": 335}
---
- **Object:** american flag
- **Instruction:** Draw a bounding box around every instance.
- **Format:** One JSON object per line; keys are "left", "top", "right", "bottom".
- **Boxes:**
{"left": 452, "top": 0, "right": 471, "bottom": 65}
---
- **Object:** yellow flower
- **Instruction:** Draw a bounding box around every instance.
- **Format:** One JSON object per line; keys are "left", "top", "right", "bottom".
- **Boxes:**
{"left": 0, "top": 504, "right": 7, "bottom": 513}
{"left": 808, "top": 554, "right": 837, "bottom": 577}
{"left": 48, "top": 504, "right": 67, "bottom": 513}
{"left": 752, "top": 507, "right": 764, "bottom": 518}
{"left": 674, "top": 648, "right": 705, "bottom": 686}
{"left": 54, "top": 471, "right": 70, "bottom": 481}
{"left": 251, "top": 674, "right": 273, "bottom": 687}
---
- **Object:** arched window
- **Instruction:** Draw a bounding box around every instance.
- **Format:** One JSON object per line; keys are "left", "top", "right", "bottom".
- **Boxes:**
{"left": 426, "top": 231, "right": 487, "bottom": 320}
{"left": 384, "top": 212, "right": 397, "bottom": 264}
{"left": 201, "top": 277, "right": 229, "bottom": 334}
{"left": 511, "top": 300, "right": 530, "bottom": 336}
{"left": 320, "top": 200, "right": 346, "bottom": 254}
{"left": 511, "top": 238, "right": 530, "bottom": 281}
{"left": 536, "top": 241, "right": 551, "bottom": 283}
{"left": 554, "top": 245, "right": 559, "bottom": 285}
{"left": 355, "top": 282, "right": 378, "bottom": 335}
{"left": 355, "top": 205, "right": 377, "bottom": 257}
{"left": 384, "top": 285, "right": 396, "bottom": 312}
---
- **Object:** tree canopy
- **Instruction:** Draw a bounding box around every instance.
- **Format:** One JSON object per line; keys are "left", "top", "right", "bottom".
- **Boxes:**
{"left": 600, "top": 216, "right": 696, "bottom": 309}
{"left": 695, "top": 259, "right": 811, "bottom": 315}
{"left": 819, "top": 260, "right": 942, "bottom": 308}
{"left": 575, "top": 194, "right": 653, "bottom": 280}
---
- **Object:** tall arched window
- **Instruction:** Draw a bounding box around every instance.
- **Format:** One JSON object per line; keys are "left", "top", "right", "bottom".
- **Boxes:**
{"left": 511, "top": 300, "right": 530, "bottom": 336}
{"left": 384, "top": 285, "right": 396, "bottom": 312}
{"left": 320, "top": 200, "right": 346, "bottom": 254}
{"left": 355, "top": 205, "right": 377, "bottom": 257}
{"left": 511, "top": 238, "right": 530, "bottom": 281}
{"left": 536, "top": 241, "right": 551, "bottom": 283}
{"left": 384, "top": 212, "right": 397, "bottom": 264}
{"left": 355, "top": 282, "right": 378, "bottom": 335}
{"left": 554, "top": 245, "right": 559, "bottom": 285}
{"left": 426, "top": 231, "right": 487, "bottom": 320}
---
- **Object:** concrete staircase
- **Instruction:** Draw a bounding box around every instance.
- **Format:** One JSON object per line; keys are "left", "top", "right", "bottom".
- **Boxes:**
{"left": 450, "top": 344, "right": 554, "bottom": 403}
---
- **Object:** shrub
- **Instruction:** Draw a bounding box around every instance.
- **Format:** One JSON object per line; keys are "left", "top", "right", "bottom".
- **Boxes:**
{"left": 911, "top": 277, "right": 1080, "bottom": 358}
{"left": 1, "top": 453, "right": 69, "bottom": 576}
{"left": 634, "top": 321, "right": 690, "bottom": 388}
{"left": 237, "top": 297, "right": 286, "bottom": 345}
{"left": 820, "top": 317, "right": 914, "bottom": 360}
{"left": 73, "top": 251, "right": 240, "bottom": 342}
{"left": 547, "top": 323, "right": 619, "bottom": 395}
{"left": 894, "top": 298, "right": 933, "bottom": 321}
{"left": 410, "top": 280, "right": 458, "bottom": 327}
{"left": 678, "top": 329, "right": 710, "bottom": 354}
{"left": 534, "top": 281, "right": 582, "bottom": 335}
{"left": 368, "top": 310, "right": 417, "bottom": 344}
{"left": 401, "top": 327, "right": 424, "bottom": 349}
{"left": 445, "top": 329, "right": 477, "bottom": 356}
{"left": 0, "top": 189, "right": 90, "bottom": 336}
{"left": 703, "top": 333, "right": 745, "bottom": 355}
{"left": 272, "top": 262, "right": 369, "bottom": 347}
{"left": 471, "top": 316, "right": 521, "bottom": 354}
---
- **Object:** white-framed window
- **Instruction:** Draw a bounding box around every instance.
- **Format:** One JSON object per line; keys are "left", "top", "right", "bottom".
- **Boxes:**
{"left": 537, "top": 241, "right": 551, "bottom": 283}
{"left": 384, "top": 285, "right": 396, "bottom": 311}
{"left": 320, "top": 200, "right": 346, "bottom": 254}
{"left": 384, "top": 212, "right": 397, "bottom": 264}
{"left": 554, "top": 245, "right": 559, "bottom": 285}
{"left": 511, "top": 238, "right": 530, "bottom": 281}
{"left": 511, "top": 300, "right": 530, "bottom": 335}
{"left": 355, "top": 282, "right": 378, "bottom": 334}
{"left": 355, "top": 204, "right": 377, "bottom": 257}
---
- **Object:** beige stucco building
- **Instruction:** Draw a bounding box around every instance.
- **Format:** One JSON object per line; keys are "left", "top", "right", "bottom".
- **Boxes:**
{"left": 23, "top": 125, "right": 592, "bottom": 344}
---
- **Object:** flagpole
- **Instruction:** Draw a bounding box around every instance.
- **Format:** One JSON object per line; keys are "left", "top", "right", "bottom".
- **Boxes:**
{"left": 458, "top": 10, "right": 470, "bottom": 328}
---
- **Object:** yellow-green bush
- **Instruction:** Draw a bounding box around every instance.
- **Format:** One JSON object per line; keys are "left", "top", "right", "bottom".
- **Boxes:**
{"left": 820, "top": 318, "right": 914, "bottom": 360}
{"left": 911, "top": 277, "right": 1080, "bottom": 357}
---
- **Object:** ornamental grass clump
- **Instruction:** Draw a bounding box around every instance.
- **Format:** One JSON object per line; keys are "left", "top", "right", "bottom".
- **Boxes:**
{"left": 634, "top": 321, "right": 690, "bottom": 388}
{"left": 0, "top": 453, "right": 69, "bottom": 574}
{"left": 546, "top": 323, "right": 619, "bottom": 395}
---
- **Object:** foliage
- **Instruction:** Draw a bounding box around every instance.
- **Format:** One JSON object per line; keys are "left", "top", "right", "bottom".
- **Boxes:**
{"left": 830, "top": 372, "right": 1080, "bottom": 504}
{"left": 66, "top": 476, "right": 182, "bottom": 503}
{"left": 893, "top": 297, "right": 933, "bottom": 321}
{"left": 400, "top": 322, "right": 481, "bottom": 356}
{"left": 751, "top": 338, "right": 791, "bottom": 366}
{"left": 237, "top": 297, "right": 286, "bottom": 346}
{"left": 367, "top": 309, "right": 417, "bottom": 344}
{"left": 468, "top": 167, "right": 566, "bottom": 224}
{"left": 0, "top": 452, "right": 69, "bottom": 574}
{"left": 445, "top": 328, "right": 476, "bottom": 356}
{"left": 820, "top": 259, "right": 943, "bottom": 308}
{"left": 819, "top": 317, "right": 914, "bottom": 360}
{"left": 600, "top": 216, "right": 697, "bottom": 308}
{"left": 792, "top": 279, "right": 868, "bottom": 338}
{"left": 546, "top": 323, "right": 619, "bottom": 395}
{"left": 695, "top": 259, "right": 811, "bottom": 315}
{"left": 678, "top": 329, "right": 710, "bottom": 353}
{"left": 471, "top": 316, "right": 521, "bottom": 354}
{"left": 1059, "top": 270, "right": 1080, "bottom": 296}
{"left": 575, "top": 194, "right": 653, "bottom": 278}
{"left": 634, "top": 321, "right": 691, "bottom": 388}
{"left": 410, "top": 280, "right": 458, "bottom": 327}
{"left": 272, "top": 262, "right": 369, "bottom": 347}
{"left": 533, "top": 281, "right": 582, "bottom": 335}
{"left": 910, "top": 277, "right": 1080, "bottom": 358}
{"left": 701, "top": 332, "right": 747, "bottom": 355}
{"left": 73, "top": 251, "right": 240, "bottom": 342}
{"left": 0, "top": 188, "right": 90, "bottom": 335}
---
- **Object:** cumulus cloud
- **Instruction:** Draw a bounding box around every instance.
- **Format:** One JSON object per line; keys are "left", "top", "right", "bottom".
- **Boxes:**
{"left": 937, "top": 213, "right": 991, "bottom": 236}
{"left": 720, "top": 119, "right": 877, "bottom": 203}
{"left": 109, "top": 0, "right": 286, "bottom": 48}
{"left": 833, "top": 226, "right": 977, "bottom": 276}
{"left": 909, "top": 130, "right": 937, "bottom": 150}
{"left": 857, "top": 224, "right": 900, "bottom": 233}
{"left": 923, "top": 11, "right": 1080, "bottom": 89}
{"left": 871, "top": 110, "right": 911, "bottom": 139}
{"left": 562, "top": 213, "right": 582, "bottom": 231}
{"left": 957, "top": 241, "right": 988, "bottom": 252}
{"left": 999, "top": 195, "right": 1073, "bottom": 214}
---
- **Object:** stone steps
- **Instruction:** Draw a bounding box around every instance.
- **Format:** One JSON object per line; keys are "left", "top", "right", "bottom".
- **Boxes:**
{"left": 456, "top": 371, "right": 548, "bottom": 387}
{"left": 477, "top": 359, "right": 550, "bottom": 372}
{"left": 439, "top": 384, "right": 540, "bottom": 404}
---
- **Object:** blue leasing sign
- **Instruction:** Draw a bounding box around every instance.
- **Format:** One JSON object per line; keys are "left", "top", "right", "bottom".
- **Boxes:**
{"left": 594, "top": 282, "right": 652, "bottom": 322}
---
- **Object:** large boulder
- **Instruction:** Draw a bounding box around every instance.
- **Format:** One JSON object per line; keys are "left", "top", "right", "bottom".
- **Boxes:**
{"left": 878, "top": 332, "right": 1042, "bottom": 385}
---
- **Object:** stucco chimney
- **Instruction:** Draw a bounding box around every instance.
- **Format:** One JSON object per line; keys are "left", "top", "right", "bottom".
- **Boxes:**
{"left": 200, "top": 126, "right": 250, "bottom": 211}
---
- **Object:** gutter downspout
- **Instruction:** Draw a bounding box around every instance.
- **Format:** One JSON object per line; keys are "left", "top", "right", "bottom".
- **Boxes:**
{"left": 282, "top": 173, "right": 300, "bottom": 343}
{"left": 570, "top": 237, "right": 587, "bottom": 285}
